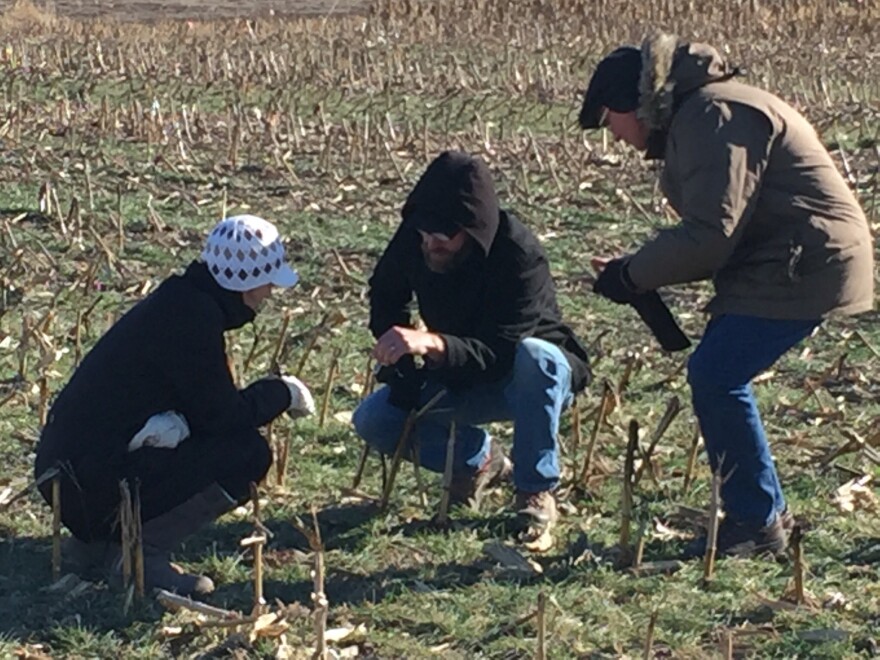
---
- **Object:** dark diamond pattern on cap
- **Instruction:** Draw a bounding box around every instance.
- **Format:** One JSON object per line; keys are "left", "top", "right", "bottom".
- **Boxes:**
{"left": 204, "top": 218, "right": 294, "bottom": 289}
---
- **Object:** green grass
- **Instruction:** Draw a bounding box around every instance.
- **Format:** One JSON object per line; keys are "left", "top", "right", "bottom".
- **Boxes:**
{"left": 1, "top": 0, "right": 879, "bottom": 657}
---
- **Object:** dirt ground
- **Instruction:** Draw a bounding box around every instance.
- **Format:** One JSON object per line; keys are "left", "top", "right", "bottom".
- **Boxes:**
{"left": 0, "top": 0, "right": 369, "bottom": 21}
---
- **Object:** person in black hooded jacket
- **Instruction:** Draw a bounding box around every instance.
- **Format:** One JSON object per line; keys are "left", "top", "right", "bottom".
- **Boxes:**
{"left": 352, "top": 151, "right": 590, "bottom": 544}
{"left": 34, "top": 215, "right": 315, "bottom": 596}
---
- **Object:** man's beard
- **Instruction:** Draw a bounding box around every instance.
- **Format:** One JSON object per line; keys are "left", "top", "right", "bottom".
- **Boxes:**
{"left": 422, "top": 239, "right": 474, "bottom": 273}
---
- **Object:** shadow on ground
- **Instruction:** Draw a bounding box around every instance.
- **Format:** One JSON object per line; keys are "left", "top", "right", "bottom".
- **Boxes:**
{"left": 9, "top": 506, "right": 870, "bottom": 643}
{"left": 0, "top": 502, "right": 561, "bottom": 639}
{"left": 0, "top": 531, "right": 167, "bottom": 641}
{"left": 0, "top": 501, "right": 384, "bottom": 640}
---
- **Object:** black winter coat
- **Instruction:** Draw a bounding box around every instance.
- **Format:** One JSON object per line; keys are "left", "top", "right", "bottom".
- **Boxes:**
{"left": 35, "top": 262, "right": 291, "bottom": 475}
{"left": 369, "top": 151, "right": 591, "bottom": 393}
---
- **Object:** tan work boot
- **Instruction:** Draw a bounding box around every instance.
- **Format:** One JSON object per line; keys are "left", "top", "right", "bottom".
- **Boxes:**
{"left": 779, "top": 507, "right": 795, "bottom": 534}
{"left": 515, "top": 490, "right": 558, "bottom": 553}
{"left": 109, "top": 483, "right": 236, "bottom": 596}
{"left": 449, "top": 439, "right": 513, "bottom": 509}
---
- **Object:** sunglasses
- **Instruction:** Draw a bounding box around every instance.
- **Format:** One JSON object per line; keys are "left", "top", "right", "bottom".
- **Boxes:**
{"left": 417, "top": 228, "right": 461, "bottom": 242}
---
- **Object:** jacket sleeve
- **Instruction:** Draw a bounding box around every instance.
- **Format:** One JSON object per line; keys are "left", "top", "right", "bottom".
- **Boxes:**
{"left": 368, "top": 222, "right": 417, "bottom": 338}
{"left": 627, "top": 103, "right": 774, "bottom": 290}
{"left": 165, "top": 316, "right": 291, "bottom": 437}
{"left": 435, "top": 247, "right": 546, "bottom": 387}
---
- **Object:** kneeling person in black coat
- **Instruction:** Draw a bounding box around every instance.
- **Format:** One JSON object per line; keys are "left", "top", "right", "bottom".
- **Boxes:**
{"left": 34, "top": 215, "right": 314, "bottom": 596}
{"left": 353, "top": 151, "right": 590, "bottom": 548}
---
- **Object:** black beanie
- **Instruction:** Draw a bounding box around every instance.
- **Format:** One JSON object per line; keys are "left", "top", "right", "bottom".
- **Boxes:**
{"left": 578, "top": 46, "right": 642, "bottom": 129}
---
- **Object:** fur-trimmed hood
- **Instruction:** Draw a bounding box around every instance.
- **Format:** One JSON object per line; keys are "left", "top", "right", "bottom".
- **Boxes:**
{"left": 637, "top": 33, "right": 738, "bottom": 133}
{"left": 626, "top": 33, "right": 874, "bottom": 323}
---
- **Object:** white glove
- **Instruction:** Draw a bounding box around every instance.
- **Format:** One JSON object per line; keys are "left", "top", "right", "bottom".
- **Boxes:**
{"left": 128, "top": 411, "right": 191, "bottom": 453}
{"left": 281, "top": 375, "right": 315, "bottom": 419}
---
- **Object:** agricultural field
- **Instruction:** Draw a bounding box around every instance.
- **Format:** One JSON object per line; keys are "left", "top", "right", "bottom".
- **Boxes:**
{"left": 0, "top": 0, "right": 878, "bottom": 657}
{"left": 0, "top": 0, "right": 368, "bottom": 21}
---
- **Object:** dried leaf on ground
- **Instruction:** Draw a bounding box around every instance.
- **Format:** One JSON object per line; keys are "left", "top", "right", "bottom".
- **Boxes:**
{"left": 833, "top": 475, "right": 878, "bottom": 513}
{"left": 333, "top": 410, "right": 353, "bottom": 424}
{"left": 325, "top": 623, "right": 367, "bottom": 643}
{"left": 483, "top": 540, "right": 543, "bottom": 574}
{"left": 249, "top": 612, "right": 290, "bottom": 643}
{"left": 822, "top": 591, "right": 849, "bottom": 611}
{"left": 14, "top": 647, "right": 52, "bottom": 660}
{"left": 652, "top": 517, "right": 691, "bottom": 541}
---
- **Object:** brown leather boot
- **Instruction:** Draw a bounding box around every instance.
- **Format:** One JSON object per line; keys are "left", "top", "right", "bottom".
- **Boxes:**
{"left": 515, "top": 490, "right": 558, "bottom": 552}
{"left": 682, "top": 512, "right": 789, "bottom": 560}
{"left": 779, "top": 507, "right": 795, "bottom": 533}
{"left": 109, "top": 483, "right": 236, "bottom": 596}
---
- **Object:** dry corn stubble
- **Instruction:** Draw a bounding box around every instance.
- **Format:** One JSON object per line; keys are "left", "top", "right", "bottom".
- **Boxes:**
{"left": 0, "top": 0, "right": 878, "bottom": 657}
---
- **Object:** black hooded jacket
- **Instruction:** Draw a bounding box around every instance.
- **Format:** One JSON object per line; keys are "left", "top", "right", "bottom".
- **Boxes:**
{"left": 36, "top": 262, "right": 291, "bottom": 474}
{"left": 369, "top": 151, "right": 591, "bottom": 393}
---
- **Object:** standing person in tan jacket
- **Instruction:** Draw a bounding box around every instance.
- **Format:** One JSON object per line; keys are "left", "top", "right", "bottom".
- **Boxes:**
{"left": 579, "top": 34, "right": 874, "bottom": 557}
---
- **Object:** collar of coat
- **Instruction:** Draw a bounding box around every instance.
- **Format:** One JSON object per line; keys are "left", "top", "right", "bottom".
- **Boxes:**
{"left": 637, "top": 33, "right": 741, "bottom": 159}
{"left": 184, "top": 260, "right": 256, "bottom": 330}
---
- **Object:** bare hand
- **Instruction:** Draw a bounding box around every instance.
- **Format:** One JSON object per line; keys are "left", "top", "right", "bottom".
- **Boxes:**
{"left": 372, "top": 326, "right": 446, "bottom": 366}
{"left": 591, "top": 257, "right": 611, "bottom": 274}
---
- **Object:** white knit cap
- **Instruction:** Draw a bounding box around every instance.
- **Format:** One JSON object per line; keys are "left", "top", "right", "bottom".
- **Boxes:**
{"left": 202, "top": 215, "right": 299, "bottom": 292}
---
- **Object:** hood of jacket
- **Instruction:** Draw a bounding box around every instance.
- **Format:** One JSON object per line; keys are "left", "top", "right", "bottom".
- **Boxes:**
{"left": 401, "top": 151, "right": 500, "bottom": 256}
{"left": 638, "top": 33, "right": 740, "bottom": 156}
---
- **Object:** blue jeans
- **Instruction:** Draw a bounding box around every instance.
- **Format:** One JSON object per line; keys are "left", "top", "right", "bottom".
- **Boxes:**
{"left": 352, "top": 338, "right": 574, "bottom": 493}
{"left": 688, "top": 314, "right": 820, "bottom": 527}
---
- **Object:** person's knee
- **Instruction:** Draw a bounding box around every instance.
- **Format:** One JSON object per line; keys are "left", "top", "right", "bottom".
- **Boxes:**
{"left": 352, "top": 392, "right": 401, "bottom": 454}
{"left": 688, "top": 349, "right": 750, "bottom": 403}
{"left": 687, "top": 348, "right": 724, "bottom": 393}
{"left": 514, "top": 338, "right": 566, "bottom": 382}
{"left": 352, "top": 399, "right": 378, "bottom": 443}
{"left": 215, "top": 430, "right": 273, "bottom": 502}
